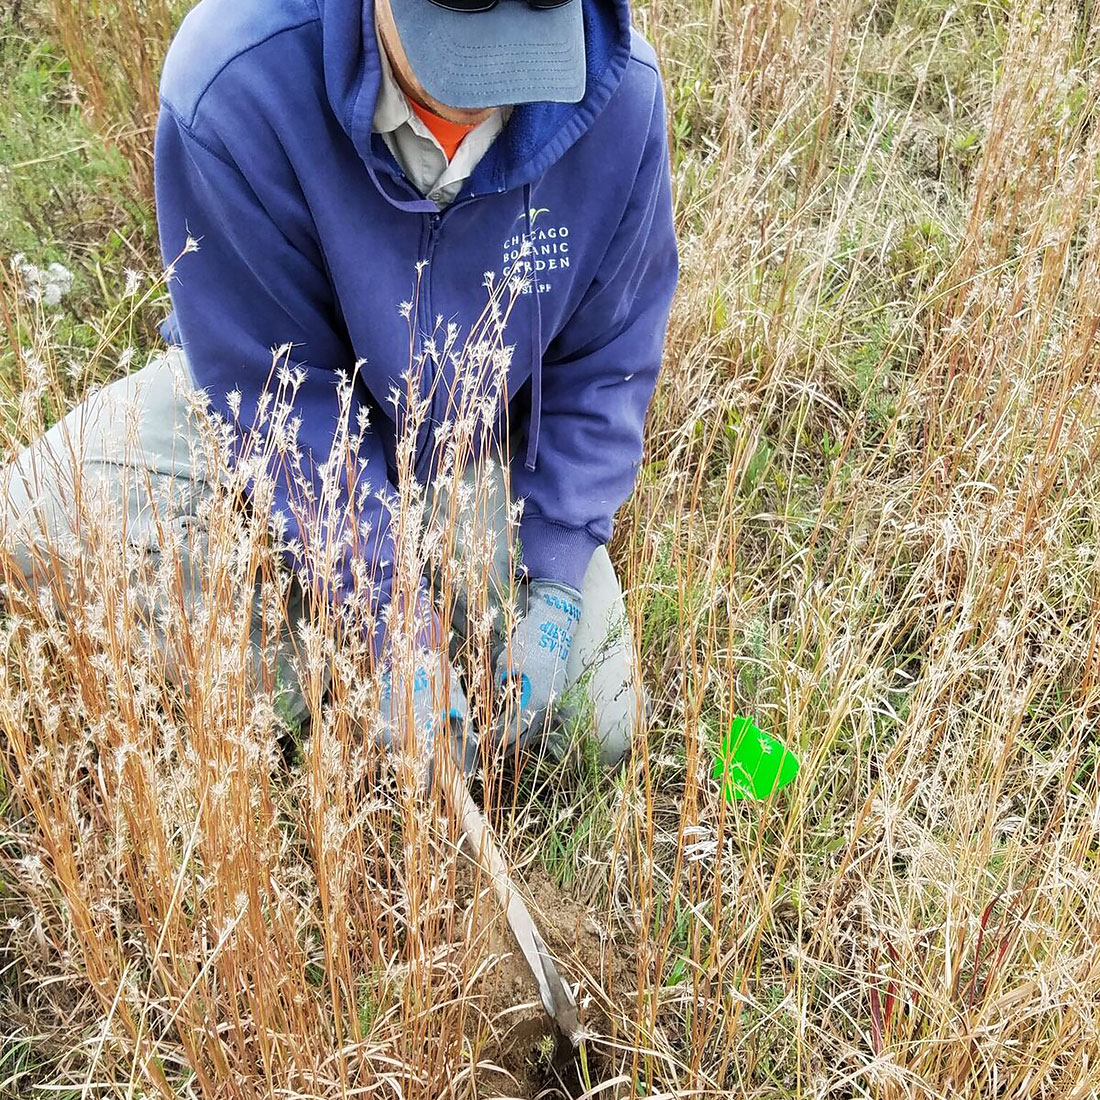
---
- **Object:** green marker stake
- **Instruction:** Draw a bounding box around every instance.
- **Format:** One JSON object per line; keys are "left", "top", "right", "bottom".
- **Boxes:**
{"left": 712, "top": 716, "right": 799, "bottom": 801}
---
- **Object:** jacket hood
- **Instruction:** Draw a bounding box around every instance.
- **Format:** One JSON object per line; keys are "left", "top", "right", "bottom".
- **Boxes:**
{"left": 314, "top": 0, "right": 632, "bottom": 200}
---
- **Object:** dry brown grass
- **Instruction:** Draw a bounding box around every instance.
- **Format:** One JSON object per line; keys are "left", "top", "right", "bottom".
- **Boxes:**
{"left": 3, "top": 0, "right": 1100, "bottom": 1096}
{"left": 43, "top": 0, "right": 187, "bottom": 202}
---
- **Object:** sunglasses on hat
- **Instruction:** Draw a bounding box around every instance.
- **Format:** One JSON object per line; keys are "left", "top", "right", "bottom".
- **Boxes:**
{"left": 427, "top": 0, "right": 573, "bottom": 11}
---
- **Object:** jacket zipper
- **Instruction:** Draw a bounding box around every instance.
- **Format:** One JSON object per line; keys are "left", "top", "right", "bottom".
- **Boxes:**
{"left": 413, "top": 211, "right": 442, "bottom": 478}
{"left": 411, "top": 189, "right": 507, "bottom": 479}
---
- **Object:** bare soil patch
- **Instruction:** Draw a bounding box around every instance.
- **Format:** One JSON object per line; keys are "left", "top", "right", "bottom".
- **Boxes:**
{"left": 456, "top": 862, "right": 636, "bottom": 1099}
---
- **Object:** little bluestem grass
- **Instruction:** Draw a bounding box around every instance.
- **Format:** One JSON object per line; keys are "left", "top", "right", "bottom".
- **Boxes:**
{"left": 3, "top": 0, "right": 1100, "bottom": 1096}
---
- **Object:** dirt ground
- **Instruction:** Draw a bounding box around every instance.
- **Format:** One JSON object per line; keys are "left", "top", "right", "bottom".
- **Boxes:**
{"left": 454, "top": 862, "right": 637, "bottom": 1099}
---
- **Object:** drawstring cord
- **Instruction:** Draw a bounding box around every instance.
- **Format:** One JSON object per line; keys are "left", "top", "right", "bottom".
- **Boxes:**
{"left": 523, "top": 183, "right": 543, "bottom": 472}
{"left": 365, "top": 156, "right": 438, "bottom": 215}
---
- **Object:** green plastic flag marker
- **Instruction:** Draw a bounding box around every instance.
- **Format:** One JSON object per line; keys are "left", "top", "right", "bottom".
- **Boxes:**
{"left": 713, "top": 716, "right": 800, "bottom": 801}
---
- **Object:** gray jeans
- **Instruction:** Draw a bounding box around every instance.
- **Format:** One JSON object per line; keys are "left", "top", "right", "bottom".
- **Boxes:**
{"left": 0, "top": 352, "right": 642, "bottom": 765}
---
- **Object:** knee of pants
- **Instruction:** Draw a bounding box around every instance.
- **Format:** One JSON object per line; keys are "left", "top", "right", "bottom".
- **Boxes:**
{"left": 590, "top": 673, "right": 646, "bottom": 768}
{"left": 0, "top": 464, "right": 77, "bottom": 591}
{"left": 561, "top": 545, "right": 645, "bottom": 768}
{"left": 0, "top": 353, "right": 209, "bottom": 589}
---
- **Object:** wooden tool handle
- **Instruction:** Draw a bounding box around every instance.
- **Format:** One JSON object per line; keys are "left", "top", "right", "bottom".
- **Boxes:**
{"left": 439, "top": 756, "right": 581, "bottom": 1043}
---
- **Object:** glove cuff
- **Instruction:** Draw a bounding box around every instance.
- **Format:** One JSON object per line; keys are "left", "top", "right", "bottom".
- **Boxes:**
{"left": 528, "top": 580, "right": 583, "bottom": 630}
{"left": 529, "top": 578, "right": 584, "bottom": 602}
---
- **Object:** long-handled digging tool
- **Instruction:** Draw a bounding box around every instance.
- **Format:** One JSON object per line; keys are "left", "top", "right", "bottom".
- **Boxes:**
{"left": 438, "top": 745, "right": 582, "bottom": 1050}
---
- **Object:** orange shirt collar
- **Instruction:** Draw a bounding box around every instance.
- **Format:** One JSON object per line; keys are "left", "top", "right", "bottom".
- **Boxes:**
{"left": 409, "top": 100, "right": 478, "bottom": 162}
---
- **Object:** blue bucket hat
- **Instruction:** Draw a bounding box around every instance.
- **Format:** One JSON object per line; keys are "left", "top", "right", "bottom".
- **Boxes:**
{"left": 387, "top": 0, "right": 587, "bottom": 110}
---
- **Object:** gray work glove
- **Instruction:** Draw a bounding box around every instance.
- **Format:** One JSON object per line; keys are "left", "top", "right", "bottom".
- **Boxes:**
{"left": 493, "top": 579, "right": 583, "bottom": 752}
{"left": 378, "top": 650, "right": 478, "bottom": 780}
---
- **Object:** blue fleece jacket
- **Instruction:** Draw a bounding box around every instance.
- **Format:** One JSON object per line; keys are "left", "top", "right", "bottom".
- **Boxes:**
{"left": 155, "top": 0, "right": 678, "bottom": 630}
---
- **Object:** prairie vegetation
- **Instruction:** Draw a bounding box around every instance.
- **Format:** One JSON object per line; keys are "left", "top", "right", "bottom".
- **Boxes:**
{"left": 3, "top": 0, "right": 1100, "bottom": 1097}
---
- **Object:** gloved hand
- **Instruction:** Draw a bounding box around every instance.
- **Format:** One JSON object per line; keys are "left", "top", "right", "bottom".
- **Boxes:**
{"left": 378, "top": 650, "right": 478, "bottom": 779}
{"left": 494, "top": 579, "right": 583, "bottom": 752}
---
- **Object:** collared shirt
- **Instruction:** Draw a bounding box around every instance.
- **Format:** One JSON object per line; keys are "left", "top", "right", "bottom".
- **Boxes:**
{"left": 372, "top": 35, "right": 509, "bottom": 208}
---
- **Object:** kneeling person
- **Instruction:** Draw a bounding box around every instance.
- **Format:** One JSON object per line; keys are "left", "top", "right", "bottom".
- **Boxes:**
{"left": 2, "top": 0, "right": 679, "bottom": 772}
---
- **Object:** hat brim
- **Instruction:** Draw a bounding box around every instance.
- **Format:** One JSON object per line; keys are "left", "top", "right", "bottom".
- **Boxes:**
{"left": 387, "top": 0, "right": 586, "bottom": 110}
